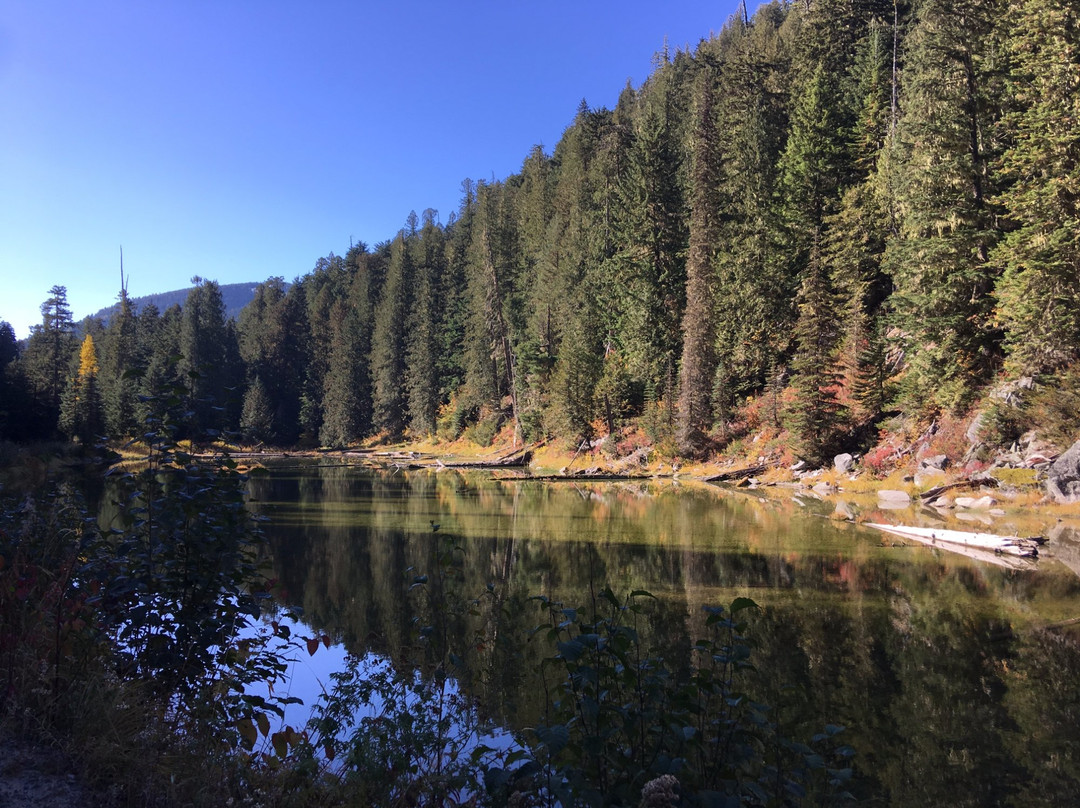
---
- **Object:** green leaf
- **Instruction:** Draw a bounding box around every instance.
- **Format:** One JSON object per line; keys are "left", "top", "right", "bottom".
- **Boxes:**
{"left": 729, "top": 597, "right": 758, "bottom": 614}
{"left": 534, "top": 723, "right": 570, "bottom": 755}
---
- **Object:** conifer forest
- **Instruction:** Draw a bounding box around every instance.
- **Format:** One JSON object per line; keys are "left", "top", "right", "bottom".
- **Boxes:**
{"left": 3, "top": 0, "right": 1079, "bottom": 463}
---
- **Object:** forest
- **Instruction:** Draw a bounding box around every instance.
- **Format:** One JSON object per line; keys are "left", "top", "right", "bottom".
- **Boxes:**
{"left": 2, "top": 0, "right": 1078, "bottom": 465}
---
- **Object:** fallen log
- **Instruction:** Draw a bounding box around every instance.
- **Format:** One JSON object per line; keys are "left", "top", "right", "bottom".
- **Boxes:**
{"left": 437, "top": 447, "right": 534, "bottom": 469}
{"left": 505, "top": 472, "right": 654, "bottom": 482}
{"left": 865, "top": 522, "right": 1043, "bottom": 558}
{"left": 704, "top": 464, "right": 768, "bottom": 483}
{"left": 919, "top": 476, "right": 998, "bottom": 502}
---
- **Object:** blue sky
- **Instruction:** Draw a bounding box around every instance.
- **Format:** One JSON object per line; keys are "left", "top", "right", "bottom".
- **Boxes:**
{"left": 2, "top": 1, "right": 742, "bottom": 339}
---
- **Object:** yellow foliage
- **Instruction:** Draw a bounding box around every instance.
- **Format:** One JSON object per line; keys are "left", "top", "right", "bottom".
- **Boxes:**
{"left": 77, "top": 334, "right": 99, "bottom": 379}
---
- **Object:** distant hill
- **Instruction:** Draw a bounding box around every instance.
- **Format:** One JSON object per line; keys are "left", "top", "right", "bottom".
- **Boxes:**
{"left": 87, "top": 281, "right": 279, "bottom": 325}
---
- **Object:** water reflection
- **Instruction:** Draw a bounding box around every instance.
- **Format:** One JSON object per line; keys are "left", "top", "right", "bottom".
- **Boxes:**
{"left": 250, "top": 462, "right": 1080, "bottom": 806}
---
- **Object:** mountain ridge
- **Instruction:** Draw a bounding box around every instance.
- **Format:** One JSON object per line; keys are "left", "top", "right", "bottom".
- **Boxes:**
{"left": 86, "top": 281, "right": 277, "bottom": 324}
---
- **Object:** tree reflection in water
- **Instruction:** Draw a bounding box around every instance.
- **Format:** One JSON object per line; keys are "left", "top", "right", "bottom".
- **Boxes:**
{"left": 249, "top": 462, "right": 1080, "bottom": 805}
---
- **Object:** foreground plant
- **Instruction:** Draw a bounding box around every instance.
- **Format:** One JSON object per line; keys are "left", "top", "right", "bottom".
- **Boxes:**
{"left": 0, "top": 368, "right": 307, "bottom": 804}
{"left": 295, "top": 559, "right": 856, "bottom": 807}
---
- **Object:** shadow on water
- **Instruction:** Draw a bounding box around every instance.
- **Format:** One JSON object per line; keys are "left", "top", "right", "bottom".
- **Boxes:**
{"left": 248, "top": 461, "right": 1080, "bottom": 807}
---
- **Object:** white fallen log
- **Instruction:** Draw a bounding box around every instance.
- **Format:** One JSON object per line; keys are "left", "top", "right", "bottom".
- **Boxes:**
{"left": 865, "top": 523, "right": 1044, "bottom": 558}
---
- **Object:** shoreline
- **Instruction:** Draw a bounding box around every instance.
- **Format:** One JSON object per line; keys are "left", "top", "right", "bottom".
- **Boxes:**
{"left": 223, "top": 435, "right": 1080, "bottom": 539}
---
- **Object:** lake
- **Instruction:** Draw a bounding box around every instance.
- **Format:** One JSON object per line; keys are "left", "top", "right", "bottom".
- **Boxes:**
{"left": 249, "top": 460, "right": 1080, "bottom": 806}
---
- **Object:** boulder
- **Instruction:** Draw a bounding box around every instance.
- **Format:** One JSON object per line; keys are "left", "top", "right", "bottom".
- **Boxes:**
{"left": 834, "top": 453, "right": 855, "bottom": 473}
{"left": 954, "top": 495, "right": 996, "bottom": 510}
{"left": 919, "top": 454, "right": 948, "bottom": 472}
{"left": 966, "top": 411, "right": 985, "bottom": 445}
{"left": 878, "top": 489, "right": 911, "bottom": 503}
{"left": 813, "top": 481, "right": 837, "bottom": 497}
{"left": 1047, "top": 439, "right": 1080, "bottom": 503}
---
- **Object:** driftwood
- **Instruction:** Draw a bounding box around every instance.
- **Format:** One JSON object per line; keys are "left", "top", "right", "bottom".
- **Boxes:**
{"left": 438, "top": 449, "right": 533, "bottom": 469}
{"left": 866, "top": 522, "right": 1043, "bottom": 558}
{"left": 919, "top": 476, "right": 998, "bottom": 502}
{"left": 703, "top": 464, "right": 768, "bottom": 483}
{"left": 509, "top": 472, "right": 654, "bottom": 482}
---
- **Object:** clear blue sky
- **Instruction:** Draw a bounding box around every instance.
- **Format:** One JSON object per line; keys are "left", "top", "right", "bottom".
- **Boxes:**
{"left": 1, "top": 0, "right": 742, "bottom": 339}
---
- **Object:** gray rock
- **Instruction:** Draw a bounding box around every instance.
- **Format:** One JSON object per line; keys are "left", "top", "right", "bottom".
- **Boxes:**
{"left": 813, "top": 481, "right": 837, "bottom": 496}
{"left": 966, "top": 411, "right": 986, "bottom": 445}
{"left": 919, "top": 454, "right": 948, "bottom": 472}
{"left": 878, "top": 489, "right": 911, "bottom": 503}
{"left": 1047, "top": 439, "right": 1080, "bottom": 503}
{"left": 955, "top": 495, "right": 996, "bottom": 510}
{"left": 834, "top": 453, "right": 854, "bottom": 473}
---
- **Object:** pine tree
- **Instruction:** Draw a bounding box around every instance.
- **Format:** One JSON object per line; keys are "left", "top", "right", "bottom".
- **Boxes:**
{"left": 405, "top": 210, "right": 446, "bottom": 436}
{"left": 299, "top": 254, "right": 349, "bottom": 438}
{"left": 371, "top": 232, "right": 412, "bottom": 437}
{"left": 237, "top": 277, "right": 306, "bottom": 443}
{"left": 677, "top": 63, "right": 722, "bottom": 456}
{"left": 790, "top": 240, "right": 845, "bottom": 464}
{"left": 321, "top": 244, "right": 382, "bottom": 447}
{"left": 0, "top": 321, "right": 27, "bottom": 441}
{"left": 884, "top": 0, "right": 1006, "bottom": 411}
{"left": 100, "top": 284, "right": 140, "bottom": 438}
{"left": 461, "top": 182, "right": 522, "bottom": 438}
{"left": 180, "top": 278, "right": 238, "bottom": 432}
{"left": 547, "top": 293, "right": 604, "bottom": 442}
{"left": 239, "top": 376, "right": 275, "bottom": 442}
{"left": 710, "top": 9, "right": 792, "bottom": 404}
{"left": 610, "top": 60, "right": 688, "bottom": 397}
{"left": 993, "top": 0, "right": 1080, "bottom": 373}
{"left": 19, "top": 285, "right": 77, "bottom": 437}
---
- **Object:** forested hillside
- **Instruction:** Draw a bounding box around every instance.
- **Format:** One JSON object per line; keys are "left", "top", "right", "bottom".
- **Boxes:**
{"left": 88, "top": 281, "right": 268, "bottom": 327}
{"left": 3, "top": 0, "right": 1078, "bottom": 463}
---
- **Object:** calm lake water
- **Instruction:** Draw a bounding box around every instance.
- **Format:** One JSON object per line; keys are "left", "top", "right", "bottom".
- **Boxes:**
{"left": 249, "top": 460, "right": 1080, "bottom": 806}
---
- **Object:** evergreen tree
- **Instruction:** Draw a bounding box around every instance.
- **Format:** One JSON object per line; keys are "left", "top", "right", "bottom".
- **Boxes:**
{"left": 884, "top": 0, "right": 1006, "bottom": 411}
{"left": 239, "top": 375, "right": 275, "bottom": 442}
{"left": 405, "top": 210, "right": 446, "bottom": 436}
{"left": 371, "top": 232, "right": 412, "bottom": 437}
{"left": 546, "top": 293, "right": 603, "bottom": 442}
{"left": 137, "top": 303, "right": 181, "bottom": 424}
{"left": 100, "top": 284, "right": 140, "bottom": 438}
{"left": 789, "top": 241, "right": 845, "bottom": 464}
{"left": 300, "top": 254, "right": 349, "bottom": 438}
{"left": 0, "top": 321, "right": 28, "bottom": 441}
{"left": 610, "top": 59, "right": 688, "bottom": 400}
{"left": 777, "top": 61, "right": 850, "bottom": 249}
{"left": 237, "top": 277, "right": 306, "bottom": 443}
{"left": 436, "top": 189, "right": 473, "bottom": 409}
{"left": 677, "top": 63, "right": 722, "bottom": 456}
{"left": 461, "top": 182, "right": 521, "bottom": 438}
{"left": 993, "top": 0, "right": 1080, "bottom": 373}
{"left": 180, "top": 278, "right": 238, "bottom": 431}
{"left": 710, "top": 9, "right": 792, "bottom": 405}
{"left": 321, "top": 244, "right": 382, "bottom": 447}
{"left": 19, "top": 285, "right": 77, "bottom": 437}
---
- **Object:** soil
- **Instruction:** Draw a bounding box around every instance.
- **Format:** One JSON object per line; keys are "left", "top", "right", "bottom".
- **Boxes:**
{"left": 0, "top": 733, "right": 85, "bottom": 808}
